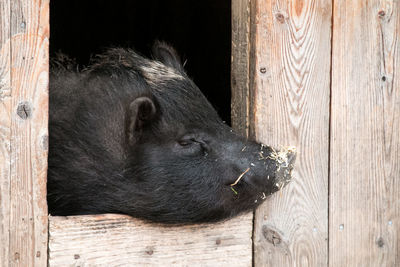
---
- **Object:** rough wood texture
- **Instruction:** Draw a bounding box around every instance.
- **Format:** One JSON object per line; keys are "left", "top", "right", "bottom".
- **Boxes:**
{"left": 0, "top": 0, "right": 49, "bottom": 266}
{"left": 231, "top": 0, "right": 251, "bottom": 137}
{"left": 330, "top": 1, "right": 400, "bottom": 266}
{"left": 0, "top": 0, "right": 11, "bottom": 265}
{"left": 49, "top": 213, "right": 253, "bottom": 267}
{"left": 251, "top": 0, "right": 331, "bottom": 266}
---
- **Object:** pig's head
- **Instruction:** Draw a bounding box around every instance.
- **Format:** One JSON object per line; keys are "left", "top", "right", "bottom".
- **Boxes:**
{"left": 114, "top": 42, "right": 296, "bottom": 223}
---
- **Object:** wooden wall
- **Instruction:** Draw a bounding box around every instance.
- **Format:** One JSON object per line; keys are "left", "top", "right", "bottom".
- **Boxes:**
{"left": 330, "top": 1, "right": 400, "bottom": 266}
{"left": 232, "top": 0, "right": 400, "bottom": 266}
{"left": 0, "top": 0, "right": 49, "bottom": 266}
{"left": 251, "top": 0, "right": 331, "bottom": 265}
{"left": 1, "top": 0, "right": 399, "bottom": 266}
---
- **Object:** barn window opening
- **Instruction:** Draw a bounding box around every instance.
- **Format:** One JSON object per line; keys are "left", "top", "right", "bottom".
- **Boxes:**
{"left": 50, "top": 0, "right": 232, "bottom": 124}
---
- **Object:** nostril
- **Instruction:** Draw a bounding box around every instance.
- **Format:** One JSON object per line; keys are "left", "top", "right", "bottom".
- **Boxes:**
{"left": 269, "top": 146, "right": 297, "bottom": 168}
{"left": 281, "top": 146, "right": 296, "bottom": 168}
{"left": 286, "top": 150, "right": 296, "bottom": 167}
{"left": 273, "top": 146, "right": 296, "bottom": 189}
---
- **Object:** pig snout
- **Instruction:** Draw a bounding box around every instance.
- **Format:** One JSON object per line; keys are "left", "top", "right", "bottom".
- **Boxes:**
{"left": 257, "top": 145, "right": 296, "bottom": 191}
{"left": 228, "top": 143, "right": 296, "bottom": 197}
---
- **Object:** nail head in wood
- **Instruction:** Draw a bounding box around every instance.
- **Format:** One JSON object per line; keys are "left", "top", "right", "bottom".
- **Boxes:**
{"left": 275, "top": 12, "right": 285, "bottom": 23}
{"left": 145, "top": 247, "right": 154, "bottom": 255}
{"left": 376, "top": 237, "right": 384, "bottom": 248}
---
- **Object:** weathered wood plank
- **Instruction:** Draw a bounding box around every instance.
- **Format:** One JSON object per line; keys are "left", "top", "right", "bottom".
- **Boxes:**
{"left": 251, "top": 0, "right": 331, "bottom": 266}
{"left": 6, "top": 0, "right": 49, "bottom": 266}
{"left": 231, "top": 0, "right": 251, "bottom": 137}
{"left": 330, "top": 1, "right": 400, "bottom": 266}
{"left": 49, "top": 213, "right": 253, "bottom": 267}
{"left": 0, "top": 0, "right": 11, "bottom": 265}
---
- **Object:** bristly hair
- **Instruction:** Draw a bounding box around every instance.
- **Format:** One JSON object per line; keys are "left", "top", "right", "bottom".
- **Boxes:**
{"left": 50, "top": 51, "right": 80, "bottom": 73}
{"left": 85, "top": 47, "right": 186, "bottom": 86}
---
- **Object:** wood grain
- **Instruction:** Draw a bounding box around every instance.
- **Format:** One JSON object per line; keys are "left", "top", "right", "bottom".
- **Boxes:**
{"left": 0, "top": 0, "right": 49, "bottom": 266}
{"left": 0, "top": 0, "right": 11, "bottom": 265}
{"left": 49, "top": 213, "right": 253, "bottom": 267}
{"left": 231, "top": 0, "right": 251, "bottom": 137}
{"left": 330, "top": 1, "right": 400, "bottom": 266}
{"left": 250, "top": 0, "right": 331, "bottom": 266}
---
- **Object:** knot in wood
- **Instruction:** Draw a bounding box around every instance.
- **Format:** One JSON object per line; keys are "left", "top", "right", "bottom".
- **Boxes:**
{"left": 378, "top": 10, "right": 385, "bottom": 18}
{"left": 17, "top": 101, "right": 32, "bottom": 119}
{"left": 260, "top": 67, "right": 267, "bottom": 74}
{"left": 262, "top": 225, "right": 282, "bottom": 246}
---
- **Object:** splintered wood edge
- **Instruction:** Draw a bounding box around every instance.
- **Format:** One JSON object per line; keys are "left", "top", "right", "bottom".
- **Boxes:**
{"left": 48, "top": 213, "right": 253, "bottom": 267}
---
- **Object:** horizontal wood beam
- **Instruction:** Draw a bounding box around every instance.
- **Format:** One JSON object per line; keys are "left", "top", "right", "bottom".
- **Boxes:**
{"left": 49, "top": 213, "right": 253, "bottom": 266}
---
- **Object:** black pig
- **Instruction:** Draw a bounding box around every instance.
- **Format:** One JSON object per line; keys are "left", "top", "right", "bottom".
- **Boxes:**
{"left": 48, "top": 42, "right": 296, "bottom": 224}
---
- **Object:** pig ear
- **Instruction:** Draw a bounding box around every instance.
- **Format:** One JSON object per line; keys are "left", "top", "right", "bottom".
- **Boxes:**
{"left": 127, "top": 97, "right": 157, "bottom": 145}
{"left": 152, "top": 41, "right": 184, "bottom": 72}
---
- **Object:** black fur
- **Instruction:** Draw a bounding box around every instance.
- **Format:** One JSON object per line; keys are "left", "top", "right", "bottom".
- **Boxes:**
{"left": 48, "top": 43, "right": 295, "bottom": 224}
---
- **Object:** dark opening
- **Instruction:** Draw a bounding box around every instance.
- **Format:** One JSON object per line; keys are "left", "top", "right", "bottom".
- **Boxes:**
{"left": 50, "top": 0, "right": 232, "bottom": 124}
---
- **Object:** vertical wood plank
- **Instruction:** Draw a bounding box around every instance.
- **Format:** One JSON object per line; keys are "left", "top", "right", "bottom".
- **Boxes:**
{"left": 251, "top": 0, "right": 331, "bottom": 266}
{"left": 0, "top": 0, "right": 11, "bottom": 265}
{"left": 231, "top": 0, "right": 251, "bottom": 137}
{"left": 330, "top": 0, "right": 400, "bottom": 266}
{"left": 3, "top": 0, "right": 49, "bottom": 266}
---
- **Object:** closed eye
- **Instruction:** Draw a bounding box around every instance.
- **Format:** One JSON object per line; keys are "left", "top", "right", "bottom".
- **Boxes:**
{"left": 178, "top": 138, "right": 197, "bottom": 147}
{"left": 177, "top": 137, "right": 209, "bottom": 156}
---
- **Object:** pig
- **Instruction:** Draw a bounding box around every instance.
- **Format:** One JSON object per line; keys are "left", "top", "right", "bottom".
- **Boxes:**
{"left": 48, "top": 42, "right": 296, "bottom": 224}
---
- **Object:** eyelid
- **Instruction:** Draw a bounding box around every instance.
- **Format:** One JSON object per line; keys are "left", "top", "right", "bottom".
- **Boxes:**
{"left": 179, "top": 138, "right": 201, "bottom": 146}
{"left": 178, "top": 133, "right": 196, "bottom": 142}
{"left": 178, "top": 136, "right": 208, "bottom": 148}
{"left": 178, "top": 139, "right": 195, "bottom": 146}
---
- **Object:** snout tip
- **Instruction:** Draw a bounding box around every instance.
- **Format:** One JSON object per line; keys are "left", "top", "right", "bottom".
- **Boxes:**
{"left": 286, "top": 146, "right": 297, "bottom": 165}
{"left": 270, "top": 146, "right": 297, "bottom": 167}
{"left": 274, "top": 146, "right": 297, "bottom": 190}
